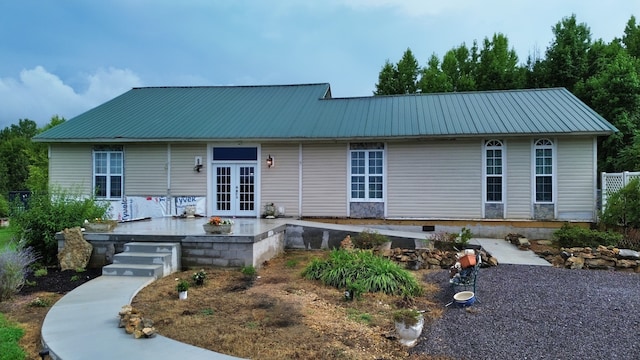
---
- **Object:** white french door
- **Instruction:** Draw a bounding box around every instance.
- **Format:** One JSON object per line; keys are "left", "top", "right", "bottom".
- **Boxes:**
{"left": 213, "top": 164, "right": 256, "bottom": 217}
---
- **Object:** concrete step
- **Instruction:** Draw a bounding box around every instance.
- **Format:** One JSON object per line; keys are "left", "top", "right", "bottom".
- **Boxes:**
{"left": 113, "top": 252, "right": 172, "bottom": 266}
{"left": 102, "top": 263, "right": 164, "bottom": 278}
{"left": 122, "top": 242, "right": 181, "bottom": 275}
{"left": 124, "top": 242, "right": 180, "bottom": 254}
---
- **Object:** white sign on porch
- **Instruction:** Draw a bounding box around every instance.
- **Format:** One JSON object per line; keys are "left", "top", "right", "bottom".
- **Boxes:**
{"left": 106, "top": 196, "right": 206, "bottom": 221}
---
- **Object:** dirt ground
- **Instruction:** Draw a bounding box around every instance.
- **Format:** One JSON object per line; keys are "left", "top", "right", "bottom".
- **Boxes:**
{"left": 131, "top": 250, "right": 446, "bottom": 360}
{"left": 0, "top": 243, "right": 560, "bottom": 360}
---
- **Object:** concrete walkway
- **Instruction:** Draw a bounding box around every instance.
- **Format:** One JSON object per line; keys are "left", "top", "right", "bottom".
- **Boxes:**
{"left": 470, "top": 238, "right": 552, "bottom": 266}
{"left": 41, "top": 276, "right": 243, "bottom": 360}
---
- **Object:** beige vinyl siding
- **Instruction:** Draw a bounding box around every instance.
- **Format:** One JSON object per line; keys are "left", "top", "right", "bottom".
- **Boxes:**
{"left": 261, "top": 143, "right": 300, "bottom": 217}
{"left": 505, "top": 138, "right": 532, "bottom": 219}
{"left": 49, "top": 144, "right": 92, "bottom": 194}
{"left": 170, "top": 144, "right": 208, "bottom": 196}
{"left": 124, "top": 144, "right": 167, "bottom": 196}
{"left": 557, "top": 137, "right": 595, "bottom": 220}
{"left": 387, "top": 140, "right": 482, "bottom": 218}
{"left": 301, "top": 143, "right": 347, "bottom": 217}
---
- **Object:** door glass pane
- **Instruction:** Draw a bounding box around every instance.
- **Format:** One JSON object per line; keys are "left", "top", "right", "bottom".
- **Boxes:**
{"left": 239, "top": 166, "right": 255, "bottom": 211}
{"left": 216, "top": 167, "right": 231, "bottom": 211}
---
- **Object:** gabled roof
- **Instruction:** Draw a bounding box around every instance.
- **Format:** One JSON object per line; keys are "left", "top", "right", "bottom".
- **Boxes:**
{"left": 34, "top": 83, "right": 617, "bottom": 142}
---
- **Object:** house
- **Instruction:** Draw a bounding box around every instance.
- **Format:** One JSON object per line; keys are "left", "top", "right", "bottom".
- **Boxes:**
{"left": 34, "top": 83, "right": 617, "bottom": 232}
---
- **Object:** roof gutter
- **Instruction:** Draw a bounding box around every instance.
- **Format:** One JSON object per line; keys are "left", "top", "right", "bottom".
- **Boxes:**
{"left": 32, "top": 131, "right": 617, "bottom": 143}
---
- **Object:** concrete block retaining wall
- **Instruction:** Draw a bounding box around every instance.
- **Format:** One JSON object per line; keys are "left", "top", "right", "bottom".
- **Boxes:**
{"left": 285, "top": 224, "right": 424, "bottom": 250}
{"left": 58, "top": 225, "right": 288, "bottom": 270}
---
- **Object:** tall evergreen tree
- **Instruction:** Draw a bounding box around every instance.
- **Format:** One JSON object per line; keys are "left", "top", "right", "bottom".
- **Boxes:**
{"left": 545, "top": 14, "right": 592, "bottom": 91}
{"left": 418, "top": 54, "right": 452, "bottom": 92}
{"left": 476, "top": 33, "right": 524, "bottom": 90}
{"left": 374, "top": 60, "right": 400, "bottom": 95}
{"left": 622, "top": 15, "right": 640, "bottom": 58}
{"left": 374, "top": 48, "right": 420, "bottom": 95}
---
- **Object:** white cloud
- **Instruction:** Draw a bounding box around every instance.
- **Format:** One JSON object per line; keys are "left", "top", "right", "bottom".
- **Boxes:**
{"left": 336, "top": 0, "right": 468, "bottom": 17}
{"left": 0, "top": 66, "right": 142, "bottom": 128}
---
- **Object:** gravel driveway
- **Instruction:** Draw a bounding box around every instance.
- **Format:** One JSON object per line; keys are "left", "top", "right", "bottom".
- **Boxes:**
{"left": 413, "top": 265, "right": 640, "bottom": 360}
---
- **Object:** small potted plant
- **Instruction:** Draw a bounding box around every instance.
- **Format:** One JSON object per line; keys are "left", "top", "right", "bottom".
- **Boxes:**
{"left": 176, "top": 279, "right": 189, "bottom": 300}
{"left": 192, "top": 269, "right": 207, "bottom": 286}
{"left": 203, "top": 216, "right": 234, "bottom": 234}
{"left": 392, "top": 308, "right": 424, "bottom": 347}
{"left": 83, "top": 218, "right": 118, "bottom": 232}
{"left": 263, "top": 203, "right": 277, "bottom": 218}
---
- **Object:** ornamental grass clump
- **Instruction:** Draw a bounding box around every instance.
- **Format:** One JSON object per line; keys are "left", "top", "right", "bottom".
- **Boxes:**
{"left": 302, "top": 249, "right": 423, "bottom": 297}
{"left": 0, "top": 245, "right": 38, "bottom": 301}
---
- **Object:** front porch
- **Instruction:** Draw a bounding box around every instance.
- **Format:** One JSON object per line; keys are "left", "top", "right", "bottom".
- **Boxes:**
{"left": 59, "top": 216, "right": 578, "bottom": 270}
{"left": 60, "top": 217, "right": 431, "bottom": 270}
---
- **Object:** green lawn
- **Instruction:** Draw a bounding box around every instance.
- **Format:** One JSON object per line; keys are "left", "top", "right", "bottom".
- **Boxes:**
{"left": 0, "top": 313, "right": 26, "bottom": 360}
{"left": 0, "top": 227, "right": 15, "bottom": 248}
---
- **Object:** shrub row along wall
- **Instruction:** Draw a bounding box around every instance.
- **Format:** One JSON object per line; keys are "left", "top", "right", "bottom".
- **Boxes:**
{"left": 540, "top": 245, "right": 640, "bottom": 272}
{"left": 379, "top": 248, "right": 499, "bottom": 270}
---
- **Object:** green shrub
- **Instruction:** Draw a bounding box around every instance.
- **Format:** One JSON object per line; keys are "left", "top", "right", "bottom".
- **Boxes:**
{"left": 302, "top": 249, "right": 423, "bottom": 297}
{"left": 0, "top": 196, "right": 9, "bottom": 218}
{"left": 392, "top": 308, "right": 422, "bottom": 326}
{"left": 352, "top": 230, "right": 389, "bottom": 249}
{"left": 28, "top": 296, "right": 52, "bottom": 308}
{"left": 0, "top": 313, "right": 27, "bottom": 360}
{"left": 34, "top": 268, "right": 48, "bottom": 277}
{"left": 10, "top": 188, "right": 110, "bottom": 265}
{"left": 552, "top": 223, "right": 622, "bottom": 248}
{"left": 241, "top": 265, "right": 257, "bottom": 277}
{"left": 456, "top": 227, "right": 473, "bottom": 246}
{"left": 0, "top": 245, "right": 38, "bottom": 301}
{"left": 601, "top": 178, "right": 640, "bottom": 229}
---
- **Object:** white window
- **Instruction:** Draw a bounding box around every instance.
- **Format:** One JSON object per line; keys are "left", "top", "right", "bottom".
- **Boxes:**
{"left": 350, "top": 143, "right": 384, "bottom": 201}
{"left": 93, "top": 146, "right": 123, "bottom": 199}
{"left": 485, "top": 140, "right": 503, "bottom": 202}
{"left": 534, "top": 139, "right": 553, "bottom": 203}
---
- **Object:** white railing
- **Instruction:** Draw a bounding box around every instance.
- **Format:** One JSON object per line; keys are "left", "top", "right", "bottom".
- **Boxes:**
{"left": 601, "top": 171, "right": 640, "bottom": 211}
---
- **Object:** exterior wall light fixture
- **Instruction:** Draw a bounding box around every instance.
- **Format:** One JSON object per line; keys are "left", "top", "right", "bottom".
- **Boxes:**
{"left": 266, "top": 154, "right": 274, "bottom": 168}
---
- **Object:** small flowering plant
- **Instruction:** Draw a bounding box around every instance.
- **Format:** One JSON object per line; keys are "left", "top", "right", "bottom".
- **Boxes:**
{"left": 192, "top": 269, "right": 207, "bottom": 286}
{"left": 207, "top": 216, "right": 234, "bottom": 226}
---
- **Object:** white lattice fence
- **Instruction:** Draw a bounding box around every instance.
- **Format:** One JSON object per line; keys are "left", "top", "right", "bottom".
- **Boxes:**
{"left": 601, "top": 171, "right": 640, "bottom": 210}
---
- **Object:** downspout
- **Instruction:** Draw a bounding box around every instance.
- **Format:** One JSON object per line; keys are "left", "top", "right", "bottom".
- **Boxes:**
{"left": 167, "top": 144, "right": 172, "bottom": 216}
{"left": 298, "top": 143, "right": 303, "bottom": 219}
{"left": 593, "top": 137, "right": 598, "bottom": 222}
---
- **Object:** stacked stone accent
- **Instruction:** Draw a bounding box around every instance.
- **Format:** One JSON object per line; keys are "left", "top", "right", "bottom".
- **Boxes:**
{"left": 538, "top": 245, "right": 640, "bottom": 272}
{"left": 378, "top": 247, "right": 498, "bottom": 270}
{"left": 118, "top": 305, "right": 156, "bottom": 339}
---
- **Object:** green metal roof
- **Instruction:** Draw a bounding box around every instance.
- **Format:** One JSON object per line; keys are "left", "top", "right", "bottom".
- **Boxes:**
{"left": 34, "top": 84, "right": 617, "bottom": 142}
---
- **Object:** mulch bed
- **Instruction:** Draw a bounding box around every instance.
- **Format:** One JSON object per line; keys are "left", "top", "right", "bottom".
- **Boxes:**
{"left": 20, "top": 268, "right": 103, "bottom": 295}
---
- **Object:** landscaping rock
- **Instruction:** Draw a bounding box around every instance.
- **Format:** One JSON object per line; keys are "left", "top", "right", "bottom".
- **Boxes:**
{"left": 516, "top": 237, "right": 531, "bottom": 249}
{"left": 58, "top": 227, "right": 93, "bottom": 271}
{"left": 118, "top": 305, "right": 156, "bottom": 339}
{"left": 536, "top": 240, "right": 553, "bottom": 246}
{"left": 547, "top": 246, "right": 640, "bottom": 272}
{"left": 386, "top": 248, "right": 497, "bottom": 270}
{"left": 618, "top": 249, "right": 640, "bottom": 260}
{"left": 565, "top": 256, "right": 584, "bottom": 270}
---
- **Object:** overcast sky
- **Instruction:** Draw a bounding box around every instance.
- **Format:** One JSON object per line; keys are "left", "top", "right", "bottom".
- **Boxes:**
{"left": 0, "top": 0, "right": 637, "bottom": 129}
